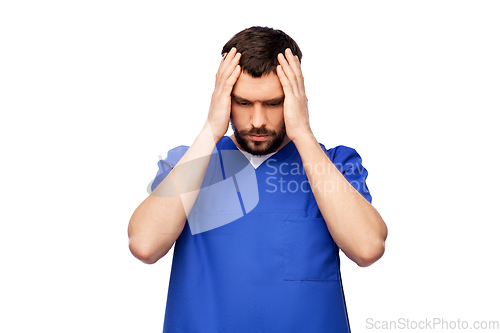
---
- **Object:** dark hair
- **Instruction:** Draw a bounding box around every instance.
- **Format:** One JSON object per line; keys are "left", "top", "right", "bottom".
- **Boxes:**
{"left": 221, "top": 26, "right": 302, "bottom": 78}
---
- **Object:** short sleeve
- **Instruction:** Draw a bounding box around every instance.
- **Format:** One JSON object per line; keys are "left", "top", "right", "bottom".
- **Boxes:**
{"left": 150, "top": 146, "right": 189, "bottom": 192}
{"left": 321, "top": 144, "right": 372, "bottom": 203}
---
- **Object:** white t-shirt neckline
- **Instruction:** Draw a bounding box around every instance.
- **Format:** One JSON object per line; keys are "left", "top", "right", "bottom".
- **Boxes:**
{"left": 236, "top": 147, "right": 277, "bottom": 169}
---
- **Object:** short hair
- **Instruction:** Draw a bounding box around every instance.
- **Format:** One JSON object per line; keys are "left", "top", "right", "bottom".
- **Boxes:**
{"left": 221, "top": 26, "right": 302, "bottom": 78}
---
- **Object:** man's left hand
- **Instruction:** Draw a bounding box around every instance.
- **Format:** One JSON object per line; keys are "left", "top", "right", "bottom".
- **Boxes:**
{"left": 276, "top": 48, "right": 312, "bottom": 141}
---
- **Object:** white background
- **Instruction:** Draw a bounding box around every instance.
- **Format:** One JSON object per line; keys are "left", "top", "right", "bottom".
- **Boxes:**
{"left": 1, "top": 1, "right": 499, "bottom": 332}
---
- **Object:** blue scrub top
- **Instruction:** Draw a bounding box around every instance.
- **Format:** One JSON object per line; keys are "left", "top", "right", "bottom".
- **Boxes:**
{"left": 151, "top": 136, "right": 372, "bottom": 333}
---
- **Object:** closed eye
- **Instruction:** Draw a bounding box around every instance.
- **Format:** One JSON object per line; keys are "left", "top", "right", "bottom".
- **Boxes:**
{"left": 265, "top": 101, "right": 283, "bottom": 107}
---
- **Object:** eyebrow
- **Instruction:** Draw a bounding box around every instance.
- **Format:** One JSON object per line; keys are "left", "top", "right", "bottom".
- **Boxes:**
{"left": 231, "top": 93, "right": 285, "bottom": 104}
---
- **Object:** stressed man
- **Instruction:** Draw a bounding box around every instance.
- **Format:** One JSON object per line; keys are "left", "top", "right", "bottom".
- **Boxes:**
{"left": 128, "top": 26, "right": 388, "bottom": 333}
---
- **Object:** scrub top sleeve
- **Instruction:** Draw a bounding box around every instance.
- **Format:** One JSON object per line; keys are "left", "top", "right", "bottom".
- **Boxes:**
{"left": 150, "top": 145, "right": 190, "bottom": 192}
{"left": 324, "top": 145, "right": 373, "bottom": 203}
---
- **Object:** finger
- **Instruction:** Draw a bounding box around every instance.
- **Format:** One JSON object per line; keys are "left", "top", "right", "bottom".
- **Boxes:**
{"left": 276, "top": 64, "right": 294, "bottom": 97}
{"left": 217, "top": 47, "right": 238, "bottom": 77}
{"left": 284, "top": 48, "right": 303, "bottom": 77}
{"left": 214, "top": 51, "right": 240, "bottom": 93}
{"left": 285, "top": 48, "right": 305, "bottom": 94}
{"left": 215, "top": 52, "right": 240, "bottom": 93}
{"left": 221, "top": 65, "right": 241, "bottom": 95}
{"left": 215, "top": 54, "right": 227, "bottom": 87}
{"left": 221, "top": 51, "right": 241, "bottom": 79}
{"left": 219, "top": 52, "right": 227, "bottom": 66}
{"left": 277, "top": 52, "right": 300, "bottom": 96}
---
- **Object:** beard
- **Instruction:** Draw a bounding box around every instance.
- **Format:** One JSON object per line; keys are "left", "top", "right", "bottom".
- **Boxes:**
{"left": 230, "top": 118, "right": 287, "bottom": 156}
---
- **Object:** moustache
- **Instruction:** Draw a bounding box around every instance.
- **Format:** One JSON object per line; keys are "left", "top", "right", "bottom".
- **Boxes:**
{"left": 240, "top": 127, "right": 276, "bottom": 136}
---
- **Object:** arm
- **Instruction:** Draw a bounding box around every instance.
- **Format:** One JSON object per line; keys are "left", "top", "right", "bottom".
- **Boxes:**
{"left": 128, "top": 48, "right": 242, "bottom": 264}
{"left": 277, "top": 49, "right": 387, "bottom": 267}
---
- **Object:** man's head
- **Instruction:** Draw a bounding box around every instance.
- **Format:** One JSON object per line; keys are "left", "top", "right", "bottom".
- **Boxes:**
{"left": 222, "top": 26, "right": 302, "bottom": 78}
{"left": 223, "top": 26, "right": 302, "bottom": 156}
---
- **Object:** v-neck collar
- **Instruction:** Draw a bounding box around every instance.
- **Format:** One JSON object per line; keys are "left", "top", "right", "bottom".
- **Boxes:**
{"left": 221, "top": 136, "right": 296, "bottom": 168}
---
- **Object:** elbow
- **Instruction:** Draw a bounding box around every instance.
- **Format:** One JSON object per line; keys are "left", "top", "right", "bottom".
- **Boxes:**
{"left": 128, "top": 239, "right": 161, "bottom": 265}
{"left": 355, "top": 221, "right": 388, "bottom": 267}
{"left": 353, "top": 238, "right": 386, "bottom": 267}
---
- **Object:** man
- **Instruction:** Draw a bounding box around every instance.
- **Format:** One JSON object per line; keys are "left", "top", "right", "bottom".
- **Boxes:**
{"left": 128, "top": 26, "right": 388, "bottom": 333}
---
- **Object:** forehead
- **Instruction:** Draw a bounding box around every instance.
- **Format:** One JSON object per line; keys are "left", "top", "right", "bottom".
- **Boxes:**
{"left": 232, "top": 72, "right": 284, "bottom": 102}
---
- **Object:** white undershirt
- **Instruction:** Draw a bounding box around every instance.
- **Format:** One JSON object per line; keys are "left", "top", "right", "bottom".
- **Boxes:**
{"left": 236, "top": 147, "right": 277, "bottom": 169}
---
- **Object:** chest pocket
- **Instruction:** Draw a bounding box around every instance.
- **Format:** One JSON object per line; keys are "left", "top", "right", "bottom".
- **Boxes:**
{"left": 283, "top": 217, "right": 339, "bottom": 281}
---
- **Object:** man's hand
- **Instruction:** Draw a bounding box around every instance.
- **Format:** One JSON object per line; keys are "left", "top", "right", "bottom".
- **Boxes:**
{"left": 206, "top": 47, "right": 241, "bottom": 141}
{"left": 277, "top": 50, "right": 387, "bottom": 267}
{"left": 276, "top": 48, "right": 311, "bottom": 141}
{"left": 129, "top": 48, "right": 241, "bottom": 265}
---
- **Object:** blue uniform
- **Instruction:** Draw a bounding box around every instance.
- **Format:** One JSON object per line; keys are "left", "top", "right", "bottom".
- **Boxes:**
{"left": 151, "top": 136, "right": 372, "bottom": 333}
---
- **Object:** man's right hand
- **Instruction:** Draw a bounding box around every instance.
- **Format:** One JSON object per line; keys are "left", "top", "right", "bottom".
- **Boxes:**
{"left": 206, "top": 47, "right": 241, "bottom": 141}
{"left": 129, "top": 48, "right": 241, "bottom": 265}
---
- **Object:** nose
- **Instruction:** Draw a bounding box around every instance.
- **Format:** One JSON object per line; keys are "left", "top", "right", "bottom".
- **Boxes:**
{"left": 250, "top": 103, "right": 267, "bottom": 129}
